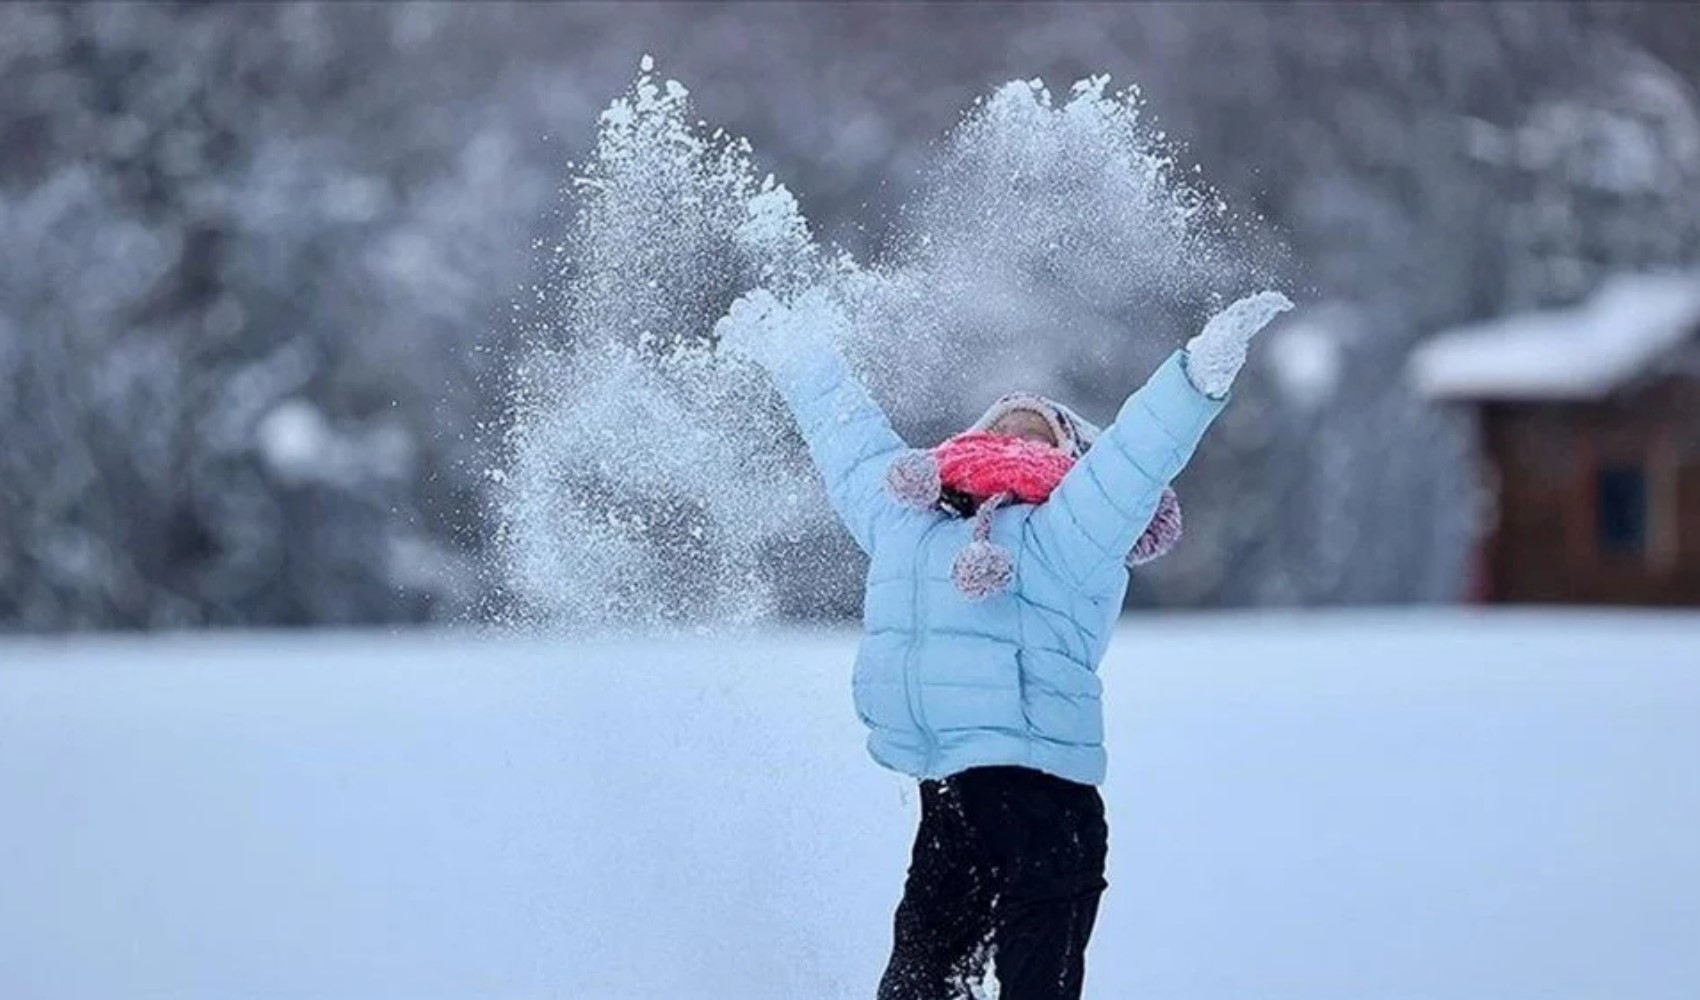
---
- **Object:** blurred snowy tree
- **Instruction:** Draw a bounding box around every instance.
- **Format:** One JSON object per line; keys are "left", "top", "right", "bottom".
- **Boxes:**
{"left": 0, "top": 1, "right": 1695, "bottom": 628}
{"left": 0, "top": 4, "right": 562, "bottom": 626}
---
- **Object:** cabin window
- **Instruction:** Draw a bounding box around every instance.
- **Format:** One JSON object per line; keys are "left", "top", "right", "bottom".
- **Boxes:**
{"left": 1594, "top": 464, "right": 1649, "bottom": 555}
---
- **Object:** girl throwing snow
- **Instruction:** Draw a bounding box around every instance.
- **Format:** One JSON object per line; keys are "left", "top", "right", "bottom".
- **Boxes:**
{"left": 715, "top": 287, "right": 1292, "bottom": 1000}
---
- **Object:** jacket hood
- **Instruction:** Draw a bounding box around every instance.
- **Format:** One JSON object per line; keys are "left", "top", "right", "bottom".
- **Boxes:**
{"left": 965, "top": 392, "right": 1101, "bottom": 460}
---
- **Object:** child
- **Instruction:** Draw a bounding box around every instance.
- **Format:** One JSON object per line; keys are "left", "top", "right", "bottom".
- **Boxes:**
{"left": 715, "top": 288, "right": 1292, "bottom": 1000}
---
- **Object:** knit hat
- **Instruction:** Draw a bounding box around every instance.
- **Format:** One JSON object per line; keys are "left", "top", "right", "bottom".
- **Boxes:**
{"left": 968, "top": 392, "right": 1101, "bottom": 457}
{"left": 885, "top": 393, "right": 1183, "bottom": 600}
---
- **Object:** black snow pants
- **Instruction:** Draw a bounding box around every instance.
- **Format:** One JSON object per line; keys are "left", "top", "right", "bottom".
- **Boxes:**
{"left": 876, "top": 765, "right": 1108, "bottom": 1000}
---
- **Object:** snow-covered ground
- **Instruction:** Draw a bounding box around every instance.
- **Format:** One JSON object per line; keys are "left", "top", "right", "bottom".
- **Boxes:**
{"left": 2, "top": 611, "right": 1698, "bottom": 1000}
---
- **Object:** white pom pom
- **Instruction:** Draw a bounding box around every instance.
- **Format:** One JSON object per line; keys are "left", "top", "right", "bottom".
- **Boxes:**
{"left": 952, "top": 540, "right": 1013, "bottom": 600}
{"left": 885, "top": 450, "right": 941, "bottom": 509}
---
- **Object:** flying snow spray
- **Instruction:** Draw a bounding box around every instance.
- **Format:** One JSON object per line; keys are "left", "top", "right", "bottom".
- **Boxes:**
{"left": 493, "top": 59, "right": 1271, "bottom": 631}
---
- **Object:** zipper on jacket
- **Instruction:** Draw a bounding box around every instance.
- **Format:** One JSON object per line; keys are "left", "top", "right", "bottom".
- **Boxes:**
{"left": 904, "top": 524, "right": 937, "bottom": 775}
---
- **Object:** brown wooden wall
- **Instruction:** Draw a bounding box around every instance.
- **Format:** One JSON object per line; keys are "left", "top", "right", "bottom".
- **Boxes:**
{"left": 1480, "top": 375, "right": 1700, "bottom": 605}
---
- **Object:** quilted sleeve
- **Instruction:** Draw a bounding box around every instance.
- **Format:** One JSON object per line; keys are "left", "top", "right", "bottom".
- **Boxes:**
{"left": 1023, "top": 351, "right": 1228, "bottom": 590}
{"left": 746, "top": 317, "right": 910, "bottom": 556}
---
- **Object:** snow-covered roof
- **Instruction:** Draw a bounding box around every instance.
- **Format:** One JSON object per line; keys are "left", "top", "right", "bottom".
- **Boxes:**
{"left": 1410, "top": 271, "right": 1700, "bottom": 401}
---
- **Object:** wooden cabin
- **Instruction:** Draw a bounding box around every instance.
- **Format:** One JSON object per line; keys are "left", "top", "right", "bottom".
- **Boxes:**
{"left": 1412, "top": 273, "right": 1700, "bottom": 606}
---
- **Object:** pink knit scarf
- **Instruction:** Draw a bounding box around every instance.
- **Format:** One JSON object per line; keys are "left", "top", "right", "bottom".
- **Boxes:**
{"left": 933, "top": 431, "right": 1075, "bottom": 505}
{"left": 883, "top": 427, "right": 1184, "bottom": 600}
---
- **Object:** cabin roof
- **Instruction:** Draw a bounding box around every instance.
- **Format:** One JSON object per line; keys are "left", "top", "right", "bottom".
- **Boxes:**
{"left": 1410, "top": 271, "right": 1700, "bottom": 402}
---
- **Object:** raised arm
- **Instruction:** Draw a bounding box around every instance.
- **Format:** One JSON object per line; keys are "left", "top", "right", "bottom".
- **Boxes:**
{"left": 1026, "top": 291, "right": 1292, "bottom": 589}
{"left": 714, "top": 288, "right": 909, "bottom": 554}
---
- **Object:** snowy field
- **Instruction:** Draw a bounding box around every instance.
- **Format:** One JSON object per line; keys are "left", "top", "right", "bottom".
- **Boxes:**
{"left": 2, "top": 611, "right": 1698, "bottom": 1000}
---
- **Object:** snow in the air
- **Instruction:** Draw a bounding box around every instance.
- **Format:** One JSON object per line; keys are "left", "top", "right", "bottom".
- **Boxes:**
{"left": 1411, "top": 269, "right": 1700, "bottom": 400}
{"left": 3, "top": 612, "right": 1697, "bottom": 1000}
{"left": 494, "top": 63, "right": 1275, "bottom": 632}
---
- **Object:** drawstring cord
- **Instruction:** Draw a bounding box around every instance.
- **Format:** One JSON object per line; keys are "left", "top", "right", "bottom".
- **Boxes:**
{"left": 972, "top": 492, "right": 1012, "bottom": 543}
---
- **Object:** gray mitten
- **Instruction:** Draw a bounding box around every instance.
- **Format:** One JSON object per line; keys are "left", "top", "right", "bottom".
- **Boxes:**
{"left": 714, "top": 286, "right": 851, "bottom": 381}
{"left": 1183, "top": 290, "right": 1294, "bottom": 399}
{"left": 713, "top": 288, "right": 789, "bottom": 368}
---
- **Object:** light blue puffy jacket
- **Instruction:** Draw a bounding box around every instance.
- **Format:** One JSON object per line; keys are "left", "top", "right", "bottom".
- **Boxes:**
{"left": 762, "top": 340, "right": 1227, "bottom": 787}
